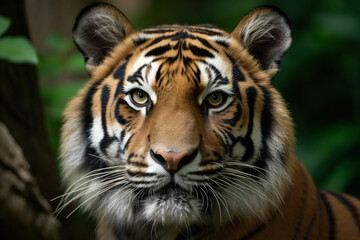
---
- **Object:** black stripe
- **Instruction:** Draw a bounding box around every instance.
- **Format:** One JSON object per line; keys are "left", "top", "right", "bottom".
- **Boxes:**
{"left": 142, "top": 29, "right": 176, "bottom": 34}
{"left": 304, "top": 210, "right": 317, "bottom": 240}
{"left": 318, "top": 190, "right": 335, "bottom": 240}
{"left": 252, "top": 86, "right": 273, "bottom": 175}
{"left": 85, "top": 145, "right": 108, "bottom": 171}
{"left": 82, "top": 80, "right": 108, "bottom": 171}
{"left": 196, "top": 37, "right": 219, "bottom": 52}
{"left": 240, "top": 223, "right": 267, "bottom": 240}
{"left": 328, "top": 191, "right": 360, "bottom": 231}
{"left": 114, "top": 61, "right": 128, "bottom": 96}
{"left": 126, "top": 170, "right": 156, "bottom": 177}
{"left": 122, "top": 134, "right": 133, "bottom": 152}
{"left": 239, "top": 209, "right": 278, "bottom": 240}
{"left": 212, "top": 129, "right": 226, "bottom": 151}
{"left": 127, "top": 153, "right": 148, "bottom": 167}
{"left": 240, "top": 87, "right": 256, "bottom": 158}
{"left": 128, "top": 181, "right": 158, "bottom": 186}
{"left": 189, "top": 44, "right": 214, "bottom": 58}
{"left": 99, "top": 85, "right": 120, "bottom": 155}
{"left": 188, "top": 28, "right": 223, "bottom": 36}
{"left": 226, "top": 54, "right": 245, "bottom": 83}
{"left": 100, "top": 137, "right": 118, "bottom": 156}
{"left": 199, "top": 151, "right": 222, "bottom": 166}
{"left": 155, "top": 62, "right": 165, "bottom": 86}
{"left": 144, "top": 32, "right": 197, "bottom": 49}
{"left": 192, "top": 64, "right": 201, "bottom": 86}
{"left": 133, "top": 37, "right": 149, "bottom": 46}
{"left": 83, "top": 80, "right": 103, "bottom": 138}
{"left": 198, "top": 159, "right": 222, "bottom": 167}
{"left": 233, "top": 63, "right": 245, "bottom": 82}
{"left": 100, "top": 85, "right": 110, "bottom": 133}
{"left": 128, "top": 161, "right": 148, "bottom": 167}
{"left": 115, "top": 99, "right": 130, "bottom": 125}
{"left": 127, "top": 64, "right": 148, "bottom": 85}
{"left": 214, "top": 39, "right": 229, "bottom": 48}
{"left": 230, "top": 62, "right": 243, "bottom": 103}
{"left": 259, "top": 87, "right": 273, "bottom": 142}
{"left": 188, "top": 168, "right": 222, "bottom": 176}
{"left": 220, "top": 102, "right": 242, "bottom": 127}
{"left": 145, "top": 44, "right": 171, "bottom": 57}
{"left": 206, "top": 62, "right": 230, "bottom": 86}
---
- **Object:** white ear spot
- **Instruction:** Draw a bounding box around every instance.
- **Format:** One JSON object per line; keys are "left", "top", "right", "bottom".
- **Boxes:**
{"left": 73, "top": 3, "right": 135, "bottom": 73}
{"left": 232, "top": 6, "right": 292, "bottom": 70}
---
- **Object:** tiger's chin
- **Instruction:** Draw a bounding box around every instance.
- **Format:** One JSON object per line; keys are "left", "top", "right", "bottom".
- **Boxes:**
{"left": 138, "top": 185, "right": 204, "bottom": 226}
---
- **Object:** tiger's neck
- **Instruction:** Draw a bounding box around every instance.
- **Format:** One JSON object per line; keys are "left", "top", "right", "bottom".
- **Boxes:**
{"left": 198, "top": 158, "right": 324, "bottom": 240}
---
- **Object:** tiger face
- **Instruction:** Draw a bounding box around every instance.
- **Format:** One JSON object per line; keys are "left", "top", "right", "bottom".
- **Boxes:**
{"left": 60, "top": 3, "right": 295, "bottom": 238}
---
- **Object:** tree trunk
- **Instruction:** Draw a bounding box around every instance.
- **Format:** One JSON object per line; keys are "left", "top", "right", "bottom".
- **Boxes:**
{"left": 0, "top": 122, "right": 60, "bottom": 240}
{"left": 0, "top": 0, "right": 59, "bottom": 207}
{"left": 0, "top": 1, "right": 95, "bottom": 239}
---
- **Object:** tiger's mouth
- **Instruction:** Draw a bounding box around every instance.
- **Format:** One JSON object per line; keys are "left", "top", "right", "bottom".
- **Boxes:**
{"left": 136, "top": 182, "right": 191, "bottom": 202}
{"left": 135, "top": 181, "right": 213, "bottom": 214}
{"left": 156, "top": 182, "right": 189, "bottom": 199}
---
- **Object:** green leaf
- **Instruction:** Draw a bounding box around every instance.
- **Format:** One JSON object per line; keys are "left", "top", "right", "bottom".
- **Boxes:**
{"left": 320, "top": 159, "right": 360, "bottom": 192}
{"left": 66, "top": 53, "right": 86, "bottom": 73}
{"left": 0, "top": 15, "right": 11, "bottom": 36}
{"left": 0, "top": 36, "right": 38, "bottom": 64}
{"left": 46, "top": 32, "right": 73, "bottom": 53}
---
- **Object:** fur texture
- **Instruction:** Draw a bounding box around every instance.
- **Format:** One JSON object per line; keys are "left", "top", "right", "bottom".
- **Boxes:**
{"left": 58, "top": 3, "right": 360, "bottom": 240}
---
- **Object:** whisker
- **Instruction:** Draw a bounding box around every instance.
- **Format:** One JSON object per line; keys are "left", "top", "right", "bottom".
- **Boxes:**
{"left": 65, "top": 181, "right": 131, "bottom": 219}
{"left": 54, "top": 169, "right": 126, "bottom": 213}
{"left": 55, "top": 173, "right": 128, "bottom": 216}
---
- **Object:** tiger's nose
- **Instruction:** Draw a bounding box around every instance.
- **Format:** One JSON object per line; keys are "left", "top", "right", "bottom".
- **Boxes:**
{"left": 151, "top": 149, "right": 197, "bottom": 173}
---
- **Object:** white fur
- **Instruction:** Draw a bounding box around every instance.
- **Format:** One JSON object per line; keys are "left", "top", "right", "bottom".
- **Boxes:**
{"left": 241, "top": 13, "right": 292, "bottom": 66}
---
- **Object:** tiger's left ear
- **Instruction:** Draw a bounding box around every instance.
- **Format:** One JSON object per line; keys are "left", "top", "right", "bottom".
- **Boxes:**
{"left": 73, "top": 3, "right": 135, "bottom": 74}
{"left": 231, "top": 6, "right": 292, "bottom": 72}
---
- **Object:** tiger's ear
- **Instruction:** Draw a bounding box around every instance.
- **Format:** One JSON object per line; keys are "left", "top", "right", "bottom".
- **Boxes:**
{"left": 231, "top": 6, "right": 292, "bottom": 72}
{"left": 73, "top": 3, "right": 135, "bottom": 74}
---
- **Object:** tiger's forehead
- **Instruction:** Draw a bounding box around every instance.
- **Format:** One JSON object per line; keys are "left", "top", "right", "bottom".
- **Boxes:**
{"left": 119, "top": 25, "right": 235, "bottom": 94}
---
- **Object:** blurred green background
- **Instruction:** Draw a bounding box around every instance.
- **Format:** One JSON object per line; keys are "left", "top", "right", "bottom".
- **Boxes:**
{"left": 37, "top": 0, "right": 360, "bottom": 196}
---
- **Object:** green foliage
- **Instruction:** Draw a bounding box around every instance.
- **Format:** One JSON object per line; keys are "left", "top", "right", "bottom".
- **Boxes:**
{"left": 298, "top": 123, "right": 360, "bottom": 192}
{"left": 0, "top": 15, "right": 38, "bottom": 64}
{"left": 41, "top": 81, "right": 86, "bottom": 152}
{"left": 38, "top": 33, "right": 86, "bottom": 78}
{"left": 39, "top": 33, "right": 87, "bottom": 152}
{"left": 0, "top": 15, "right": 11, "bottom": 35}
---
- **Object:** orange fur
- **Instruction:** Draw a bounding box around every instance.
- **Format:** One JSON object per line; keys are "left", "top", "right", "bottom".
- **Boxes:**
{"left": 60, "top": 4, "right": 360, "bottom": 239}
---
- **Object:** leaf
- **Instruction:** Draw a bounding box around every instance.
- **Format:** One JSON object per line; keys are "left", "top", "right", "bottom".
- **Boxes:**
{"left": 320, "top": 158, "right": 360, "bottom": 192}
{"left": 46, "top": 33, "right": 73, "bottom": 53}
{"left": 0, "top": 36, "right": 38, "bottom": 64}
{"left": 0, "top": 15, "right": 11, "bottom": 36}
{"left": 66, "top": 53, "right": 86, "bottom": 73}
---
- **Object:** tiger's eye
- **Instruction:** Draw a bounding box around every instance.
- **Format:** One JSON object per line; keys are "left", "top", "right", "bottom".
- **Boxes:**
{"left": 131, "top": 90, "right": 149, "bottom": 105}
{"left": 206, "top": 92, "right": 224, "bottom": 107}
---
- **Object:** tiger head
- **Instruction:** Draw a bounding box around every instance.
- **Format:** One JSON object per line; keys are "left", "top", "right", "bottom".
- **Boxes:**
{"left": 60, "top": 3, "right": 295, "bottom": 237}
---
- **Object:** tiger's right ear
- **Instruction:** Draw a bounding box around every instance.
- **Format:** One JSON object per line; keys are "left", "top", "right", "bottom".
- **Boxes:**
{"left": 73, "top": 3, "right": 135, "bottom": 74}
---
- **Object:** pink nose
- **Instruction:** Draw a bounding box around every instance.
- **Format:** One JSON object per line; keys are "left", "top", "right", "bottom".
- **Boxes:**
{"left": 155, "top": 149, "right": 192, "bottom": 172}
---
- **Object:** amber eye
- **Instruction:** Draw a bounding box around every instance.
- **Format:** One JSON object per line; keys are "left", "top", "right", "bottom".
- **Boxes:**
{"left": 206, "top": 91, "right": 225, "bottom": 108}
{"left": 131, "top": 89, "right": 149, "bottom": 106}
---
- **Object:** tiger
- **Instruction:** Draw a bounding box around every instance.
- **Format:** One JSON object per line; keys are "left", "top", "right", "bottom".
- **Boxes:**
{"left": 59, "top": 3, "right": 360, "bottom": 240}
